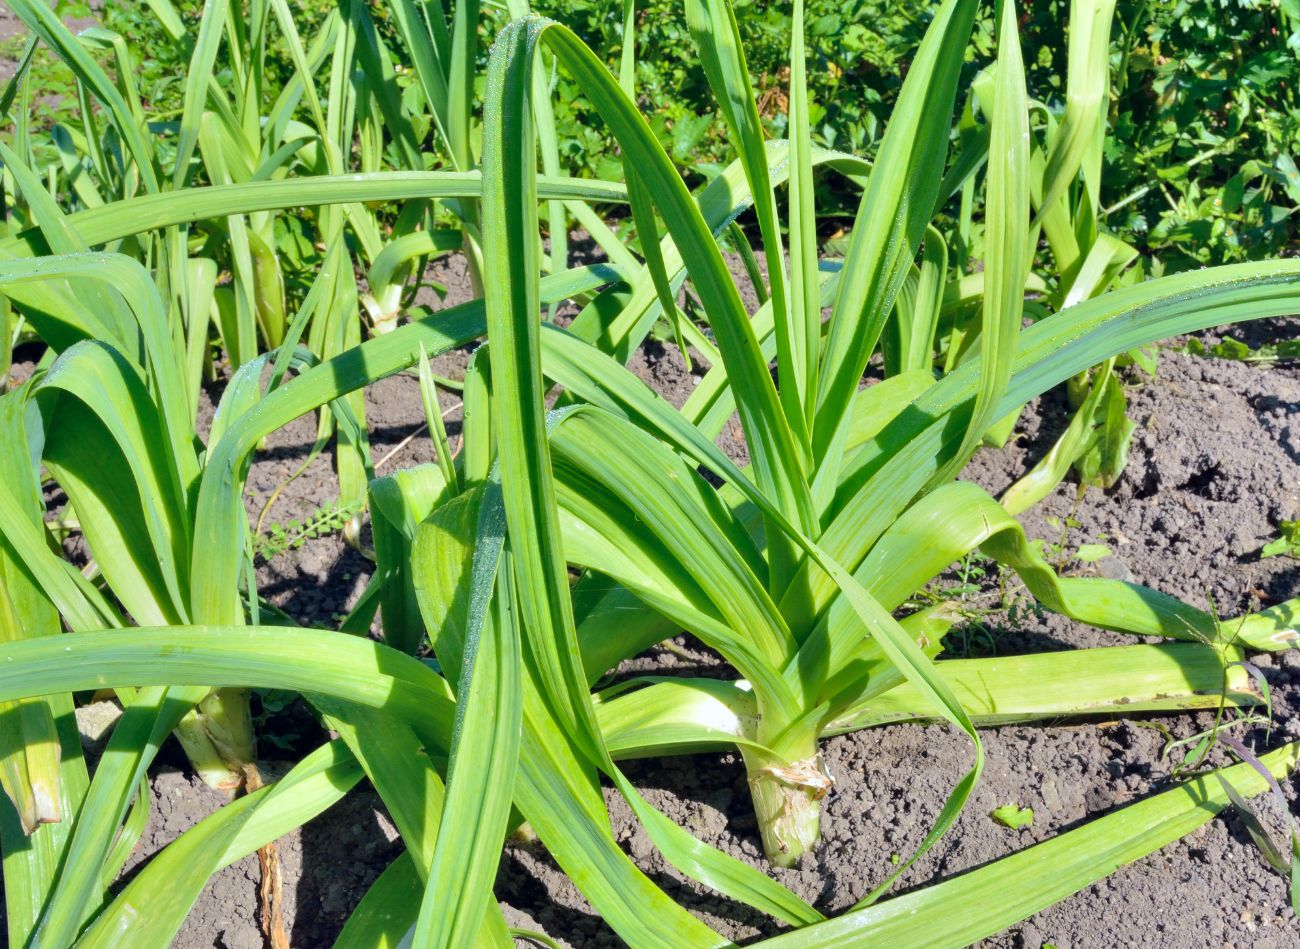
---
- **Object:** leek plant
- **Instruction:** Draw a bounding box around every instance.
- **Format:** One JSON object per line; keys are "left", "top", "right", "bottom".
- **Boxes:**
{"left": 0, "top": 102, "right": 628, "bottom": 942}
{"left": 892, "top": 0, "right": 1148, "bottom": 510}
{"left": 0, "top": 169, "right": 620, "bottom": 946}
{"left": 0, "top": 0, "right": 581, "bottom": 345}
{"left": 2, "top": 0, "right": 585, "bottom": 547}
{"left": 0, "top": 0, "right": 504, "bottom": 788}
{"left": 464, "top": 0, "right": 1300, "bottom": 874}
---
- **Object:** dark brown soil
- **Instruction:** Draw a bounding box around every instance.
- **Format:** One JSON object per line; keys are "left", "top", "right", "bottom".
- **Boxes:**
{"left": 11, "top": 251, "right": 1300, "bottom": 947}
{"left": 121, "top": 760, "right": 404, "bottom": 948}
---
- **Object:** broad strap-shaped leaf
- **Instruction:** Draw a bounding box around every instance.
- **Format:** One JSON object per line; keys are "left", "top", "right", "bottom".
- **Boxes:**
{"left": 685, "top": 0, "right": 809, "bottom": 457}
{"left": 3, "top": 0, "right": 159, "bottom": 191}
{"left": 518, "top": 19, "right": 817, "bottom": 538}
{"left": 0, "top": 692, "right": 87, "bottom": 949}
{"left": 190, "top": 265, "right": 616, "bottom": 626}
{"left": 595, "top": 677, "right": 766, "bottom": 759}
{"left": 317, "top": 703, "right": 513, "bottom": 947}
{"left": 805, "top": 479, "right": 1242, "bottom": 715}
{"left": 812, "top": 0, "right": 978, "bottom": 465}
{"left": 0, "top": 628, "right": 712, "bottom": 944}
{"left": 0, "top": 174, "right": 626, "bottom": 260}
{"left": 0, "top": 573, "right": 61, "bottom": 835}
{"left": 0, "top": 390, "right": 120, "bottom": 632}
{"left": 31, "top": 684, "right": 206, "bottom": 949}
{"left": 555, "top": 467, "right": 787, "bottom": 699}
{"left": 0, "top": 143, "right": 139, "bottom": 351}
{"left": 76, "top": 741, "right": 363, "bottom": 948}
{"left": 801, "top": 259, "right": 1300, "bottom": 636}
{"left": 0, "top": 391, "right": 88, "bottom": 946}
{"left": 1035, "top": 0, "right": 1117, "bottom": 222}
{"left": 828, "top": 643, "right": 1256, "bottom": 733}
{"left": 1000, "top": 357, "right": 1119, "bottom": 514}
{"left": 412, "top": 480, "right": 522, "bottom": 949}
{"left": 333, "top": 852, "right": 423, "bottom": 949}
{"left": 513, "top": 680, "right": 729, "bottom": 946}
{"left": 0, "top": 392, "right": 70, "bottom": 836}
{"left": 880, "top": 226, "right": 947, "bottom": 378}
{"left": 551, "top": 411, "right": 797, "bottom": 709}
{"left": 35, "top": 342, "right": 193, "bottom": 626}
{"left": 0, "top": 253, "right": 197, "bottom": 491}
{"left": 566, "top": 143, "right": 867, "bottom": 365}
{"left": 763, "top": 743, "right": 1300, "bottom": 946}
{"left": 593, "top": 643, "right": 1254, "bottom": 755}
{"left": 941, "top": 0, "right": 1030, "bottom": 481}
{"left": 785, "top": 0, "right": 821, "bottom": 429}
{"left": 371, "top": 465, "right": 451, "bottom": 654}
{"left": 0, "top": 627, "right": 456, "bottom": 750}
{"left": 172, "top": 0, "right": 231, "bottom": 187}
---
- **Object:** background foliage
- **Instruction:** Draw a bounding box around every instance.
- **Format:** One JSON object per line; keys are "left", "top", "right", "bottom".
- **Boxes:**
{"left": 523, "top": 0, "right": 1300, "bottom": 268}
{"left": 6, "top": 0, "right": 1300, "bottom": 265}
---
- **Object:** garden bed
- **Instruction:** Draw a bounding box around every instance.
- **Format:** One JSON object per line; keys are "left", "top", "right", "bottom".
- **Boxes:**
{"left": 79, "top": 255, "right": 1300, "bottom": 948}
{"left": 4, "top": 0, "right": 1300, "bottom": 943}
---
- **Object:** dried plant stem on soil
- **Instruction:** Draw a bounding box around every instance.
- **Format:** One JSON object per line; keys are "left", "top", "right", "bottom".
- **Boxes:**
{"left": 241, "top": 764, "right": 290, "bottom": 949}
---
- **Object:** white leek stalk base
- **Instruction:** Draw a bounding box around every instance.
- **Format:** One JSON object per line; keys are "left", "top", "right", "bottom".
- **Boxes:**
{"left": 745, "top": 754, "right": 833, "bottom": 868}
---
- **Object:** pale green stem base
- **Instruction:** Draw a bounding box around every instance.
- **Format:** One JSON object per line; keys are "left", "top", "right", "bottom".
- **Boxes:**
{"left": 744, "top": 753, "right": 833, "bottom": 868}
{"left": 174, "top": 688, "right": 256, "bottom": 790}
